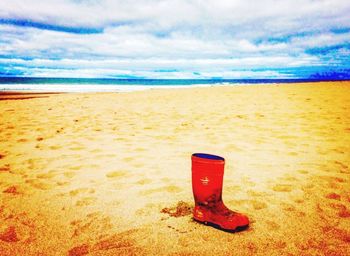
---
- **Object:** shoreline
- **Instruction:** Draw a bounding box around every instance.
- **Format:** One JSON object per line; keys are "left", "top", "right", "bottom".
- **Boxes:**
{"left": 0, "top": 80, "right": 350, "bottom": 93}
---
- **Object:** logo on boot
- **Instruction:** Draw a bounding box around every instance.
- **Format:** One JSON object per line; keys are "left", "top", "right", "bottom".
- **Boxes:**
{"left": 200, "top": 176, "right": 209, "bottom": 185}
{"left": 195, "top": 208, "right": 204, "bottom": 219}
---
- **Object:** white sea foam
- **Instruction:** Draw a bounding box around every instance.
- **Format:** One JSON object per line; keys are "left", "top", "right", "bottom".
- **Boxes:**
{"left": 0, "top": 82, "right": 227, "bottom": 92}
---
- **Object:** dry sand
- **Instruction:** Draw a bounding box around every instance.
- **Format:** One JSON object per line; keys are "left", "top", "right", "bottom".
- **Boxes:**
{"left": 0, "top": 82, "right": 349, "bottom": 255}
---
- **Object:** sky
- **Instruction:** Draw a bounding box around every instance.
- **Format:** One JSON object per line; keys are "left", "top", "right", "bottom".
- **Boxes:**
{"left": 0, "top": 0, "right": 349, "bottom": 79}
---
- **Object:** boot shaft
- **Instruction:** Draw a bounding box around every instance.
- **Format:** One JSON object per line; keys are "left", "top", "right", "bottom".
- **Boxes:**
{"left": 191, "top": 153, "right": 225, "bottom": 205}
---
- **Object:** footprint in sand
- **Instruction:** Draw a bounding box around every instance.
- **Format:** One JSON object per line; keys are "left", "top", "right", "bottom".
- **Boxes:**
{"left": 282, "top": 176, "right": 299, "bottom": 182}
{"left": 69, "top": 165, "right": 83, "bottom": 171}
{"left": 317, "top": 175, "right": 345, "bottom": 189}
{"left": 106, "top": 170, "right": 128, "bottom": 178}
{"left": 70, "top": 212, "right": 113, "bottom": 238}
{"left": 36, "top": 136, "right": 44, "bottom": 141}
{"left": 265, "top": 220, "right": 280, "bottom": 231}
{"left": 0, "top": 226, "right": 19, "bottom": 242}
{"left": 325, "top": 193, "right": 341, "bottom": 200}
{"left": 136, "top": 203, "right": 162, "bottom": 217}
{"left": 49, "top": 145, "right": 62, "bottom": 150}
{"left": 136, "top": 178, "right": 152, "bottom": 185}
{"left": 36, "top": 172, "right": 57, "bottom": 179}
{"left": 272, "top": 184, "right": 293, "bottom": 192}
{"left": 91, "top": 230, "right": 140, "bottom": 254}
{"left": 0, "top": 213, "right": 34, "bottom": 243}
{"left": 0, "top": 164, "right": 10, "bottom": 172}
{"left": 90, "top": 148, "right": 103, "bottom": 153}
{"left": 9, "top": 168, "right": 27, "bottom": 176}
{"left": 292, "top": 197, "right": 305, "bottom": 204}
{"left": 123, "top": 157, "right": 134, "bottom": 162}
{"left": 69, "top": 188, "right": 92, "bottom": 196}
{"left": 298, "top": 169, "right": 309, "bottom": 174}
{"left": 339, "top": 208, "right": 350, "bottom": 218}
{"left": 250, "top": 200, "right": 267, "bottom": 210}
{"left": 333, "top": 148, "right": 346, "bottom": 154}
{"left": 247, "top": 190, "right": 269, "bottom": 197}
{"left": 255, "top": 113, "right": 265, "bottom": 118}
{"left": 276, "top": 135, "right": 297, "bottom": 140}
{"left": 25, "top": 159, "right": 37, "bottom": 170}
{"left": 271, "top": 240, "right": 287, "bottom": 250}
{"left": 321, "top": 226, "right": 350, "bottom": 244}
{"left": 318, "top": 175, "right": 345, "bottom": 183}
{"left": 281, "top": 203, "right": 296, "bottom": 212}
{"left": 334, "top": 160, "right": 348, "bottom": 169}
{"left": 235, "top": 114, "right": 247, "bottom": 119}
{"left": 57, "top": 181, "right": 70, "bottom": 186}
{"left": 132, "top": 162, "right": 144, "bottom": 168}
{"left": 301, "top": 183, "right": 315, "bottom": 193}
{"left": 245, "top": 242, "right": 258, "bottom": 254}
{"left": 3, "top": 186, "right": 21, "bottom": 195}
{"left": 330, "top": 203, "right": 350, "bottom": 218}
{"left": 64, "top": 171, "right": 76, "bottom": 178}
{"left": 69, "top": 146, "right": 86, "bottom": 151}
{"left": 113, "top": 137, "right": 129, "bottom": 142}
{"left": 68, "top": 244, "right": 89, "bottom": 256}
{"left": 140, "top": 185, "right": 183, "bottom": 196}
{"left": 75, "top": 197, "right": 97, "bottom": 207}
{"left": 25, "top": 179, "right": 53, "bottom": 190}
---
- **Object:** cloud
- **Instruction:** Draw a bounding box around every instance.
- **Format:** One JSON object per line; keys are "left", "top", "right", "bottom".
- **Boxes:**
{"left": 0, "top": 0, "right": 349, "bottom": 78}
{"left": 0, "top": 18, "right": 103, "bottom": 34}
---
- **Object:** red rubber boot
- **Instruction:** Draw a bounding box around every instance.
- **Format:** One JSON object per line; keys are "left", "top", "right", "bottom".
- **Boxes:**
{"left": 192, "top": 153, "right": 249, "bottom": 232}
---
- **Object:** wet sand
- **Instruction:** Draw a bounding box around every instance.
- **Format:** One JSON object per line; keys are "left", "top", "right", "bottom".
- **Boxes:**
{"left": 0, "top": 92, "right": 64, "bottom": 101}
{"left": 0, "top": 82, "right": 349, "bottom": 255}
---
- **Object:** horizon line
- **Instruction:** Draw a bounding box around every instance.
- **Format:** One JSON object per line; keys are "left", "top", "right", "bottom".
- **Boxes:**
{"left": 1, "top": 77, "right": 350, "bottom": 82}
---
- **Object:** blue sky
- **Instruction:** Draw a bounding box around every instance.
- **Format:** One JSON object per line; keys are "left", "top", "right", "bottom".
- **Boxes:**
{"left": 0, "top": 0, "right": 349, "bottom": 79}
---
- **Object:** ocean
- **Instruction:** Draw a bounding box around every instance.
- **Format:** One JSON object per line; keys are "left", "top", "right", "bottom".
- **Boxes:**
{"left": 0, "top": 77, "right": 347, "bottom": 92}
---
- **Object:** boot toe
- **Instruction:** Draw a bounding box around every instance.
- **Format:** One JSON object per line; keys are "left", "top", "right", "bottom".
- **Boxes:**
{"left": 225, "top": 214, "right": 249, "bottom": 231}
{"left": 237, "top": 213, "right": 249, "bottom": 227}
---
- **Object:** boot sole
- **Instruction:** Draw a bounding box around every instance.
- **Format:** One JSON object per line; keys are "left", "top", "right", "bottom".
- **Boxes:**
{"left": 194, "top": 218, "right": 249, "bottom": 233}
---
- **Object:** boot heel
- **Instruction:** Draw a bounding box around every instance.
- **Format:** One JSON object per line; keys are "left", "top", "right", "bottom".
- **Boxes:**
{"left": 192, "top": 217, "right": 208, "bottom": 226}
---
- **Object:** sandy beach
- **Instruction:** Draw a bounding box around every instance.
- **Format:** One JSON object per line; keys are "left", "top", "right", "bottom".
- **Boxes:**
{"left": 0, "top": 82, "right": 349, "bottom": 255}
